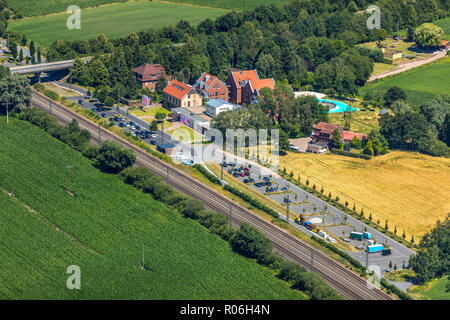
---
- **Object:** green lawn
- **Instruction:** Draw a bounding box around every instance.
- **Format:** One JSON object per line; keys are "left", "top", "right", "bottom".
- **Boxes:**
{"left": 8, "top": 0, "right": 123, "bottom": 16}
{"left": 8, "top": 1, "right": 229, "bottom": 47}
{"left": 0, "top": 118, "right": 304, "bottom": 300}
{"left": 164, "top": 0, "right": 289, "bottom": 10}
{"left": 409, "top": 276, "right": 450, "bottom": 300}
{"left": 361, "top": 57, "right": 450, "bottom": 107}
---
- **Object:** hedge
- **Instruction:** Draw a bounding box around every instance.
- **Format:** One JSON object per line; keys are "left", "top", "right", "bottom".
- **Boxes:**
{"left": 331, "top": 148, "right": 372, "bottom": 160}
{"left": 224, "top": 184, "right": 279, "bottom": 219}
{"left": 192, "top": 164, "right": 221, "bottom": 185}
{"left": 380, "top": 278, "right": 413, "bottom": 300}
{"left": 311, "top": 236, "right": 366, "bottom": 272}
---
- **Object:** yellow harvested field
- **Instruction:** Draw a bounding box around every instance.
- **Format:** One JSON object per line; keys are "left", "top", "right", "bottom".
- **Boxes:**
{"left": 280, "top": 151, "right": 450, "bottom": 240}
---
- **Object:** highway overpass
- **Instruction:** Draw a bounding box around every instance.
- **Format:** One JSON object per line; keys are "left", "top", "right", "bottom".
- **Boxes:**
{"left": 10, "top": 57, "right": 91, "bottom": 74}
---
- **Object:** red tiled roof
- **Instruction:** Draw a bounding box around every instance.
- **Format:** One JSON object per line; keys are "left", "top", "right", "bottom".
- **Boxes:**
{"left": 343, "top": 131, "right": 367, "bottom": 141}
{"left": 251, "top": 78, "right": 275, "bottom": 91}
{"left": 231, "top": 70, "right": 259, "bottom": 89}
{"left": 442, "top": 40, "right": 449, "bottom": 46}
{"left": 133, "top": 63, "right": 166, "bottom": 82}
{"left": 163, "top": 79, "right": 192, "bottom": 100}
{"left": 314, "top": 122, "right": 339, "bottom": 135}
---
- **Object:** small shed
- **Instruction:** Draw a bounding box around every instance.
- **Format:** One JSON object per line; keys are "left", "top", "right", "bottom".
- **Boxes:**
{"left": 157, "top": 143, "right": 180, "bottom": 155}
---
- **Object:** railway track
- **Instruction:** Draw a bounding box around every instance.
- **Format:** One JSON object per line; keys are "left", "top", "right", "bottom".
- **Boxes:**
{"left": 30, "top": 91, "right": 393, "bottom": 300}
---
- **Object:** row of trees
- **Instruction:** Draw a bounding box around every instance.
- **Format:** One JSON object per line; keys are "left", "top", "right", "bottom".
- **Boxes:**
{"left": 36, "top": 0, "right": 448, "bottom": 98}
{"left": 0, "top": 66, "right": 32, "bottom": 116}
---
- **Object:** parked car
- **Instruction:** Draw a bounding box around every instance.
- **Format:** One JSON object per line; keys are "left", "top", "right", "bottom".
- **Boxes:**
{"left": 245, "top": 172, "right": 250, "bottom": 176}
{"left": 150, "top": 140, "right": 157, "bottom": 145}
{"left": 227, "top": 169, "right": 233, "bottom": 174}
{"left": 281, "top": 187, "right": 288, "bottom": 192}
{"left": 248, "top": 178, "right": 255, "bottom": 183}
{"left": 119, "top": 123, "right": 126, "bottom": 128}
{"left": 243, "top": 179, "right": 249, "bottom": 184}
{"left": 263, "top": 177, "right": 270, "bottom": 182}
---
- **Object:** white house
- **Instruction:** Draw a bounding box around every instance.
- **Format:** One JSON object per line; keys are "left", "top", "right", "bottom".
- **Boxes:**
{"left": 205, "top": 99, "right": 241, "bottom": 118}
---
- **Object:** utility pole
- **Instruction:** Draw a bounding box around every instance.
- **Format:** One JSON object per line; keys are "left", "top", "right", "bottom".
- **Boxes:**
{"left": 98, "top": 123, "right": 101, "bottom": 142}
{"left": 366, "top": 249, "right": 369, "bottom": 268}
{"left": 117, "top": 87, "right": 120, "bottom": 111}
{"left": 3, "top": 102, "right": 10, "bottom": 124}
{"left": 49, "top": 99, "right": 52, "bottom": 115}
{"left": 66, "top": 165, "right": 73, "bottom": 194}
{"left": 286, "top": 194, "right": 290, "bottom": 223}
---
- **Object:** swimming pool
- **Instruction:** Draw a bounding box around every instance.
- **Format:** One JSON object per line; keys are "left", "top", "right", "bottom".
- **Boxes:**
{"left": 317, "top": 99, "right": 360, "bottom": 113}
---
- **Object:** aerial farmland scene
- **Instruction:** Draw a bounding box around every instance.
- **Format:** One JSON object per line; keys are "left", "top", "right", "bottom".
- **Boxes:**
{"left": 0, "top": 0, "right": 449, "bottom": 310}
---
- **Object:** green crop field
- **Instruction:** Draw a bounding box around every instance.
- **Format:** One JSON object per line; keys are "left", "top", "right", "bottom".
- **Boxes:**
{"left": 8, "top": 0, "right": 124, "bottom": 16}
{"left": 0, "top": 118, "right": 304, "bottom": 300}
{"left": 8, "top": 1, "right": 229, "bottom": 47}
{"left": 164, "top": 0, "right": 289, "bottom": 11}
{"left": 361, "top": 57, "right": 450, "bottom": 107}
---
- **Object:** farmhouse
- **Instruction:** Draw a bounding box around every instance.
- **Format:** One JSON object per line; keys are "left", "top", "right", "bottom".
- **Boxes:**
{"left": 163, "top": 79, "right": 202, "bottom": 109}
{"left": 343, "top": 131, "right": 367, "bottom": 143}
{"left": 205, "top": 99, "right": 242, "bottom": 118}
{"left": 132, "top": 63, "right": 170, "bottom": 91}
{"left": 194, "top": 72, "right": 229, "bottom": 102}
{"left": 310, "top": 122, "right": 344, "bottom": 150}
{"left": 226, "top": 70, "right": 275, "bottom": 105}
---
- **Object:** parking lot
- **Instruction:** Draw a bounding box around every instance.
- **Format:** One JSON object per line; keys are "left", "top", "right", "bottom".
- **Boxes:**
{"left": 221, "top": 159, "right": 415, "bottom": 275}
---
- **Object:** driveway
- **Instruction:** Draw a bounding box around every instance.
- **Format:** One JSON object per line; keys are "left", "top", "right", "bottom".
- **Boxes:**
{"left": 368, "top": 49, "right": 448, "bottom": 82}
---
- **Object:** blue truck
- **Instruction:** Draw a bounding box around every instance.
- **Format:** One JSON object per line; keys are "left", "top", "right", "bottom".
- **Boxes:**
{"left": 363, "top": 232, "right": 372, "bottom": 239}
{"left": 367, "top": 244, "right": 384, "bottom": 253}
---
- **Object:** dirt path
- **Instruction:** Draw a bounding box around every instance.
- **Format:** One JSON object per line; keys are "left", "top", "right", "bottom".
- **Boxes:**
{"left": 368, "top": 49, "right": 448, "bottom": 82}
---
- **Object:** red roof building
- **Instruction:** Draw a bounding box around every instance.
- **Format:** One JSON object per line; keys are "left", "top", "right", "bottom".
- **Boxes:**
{"left": 226, "top": 70, "right": 275, "bottom": 105}
{"left": 194, "top": 72, "right": 229, "bottom": 102}
{"left": 132, "top": 63, "right": 171, "bottom": 91}
{"left": 441, "top": 40, "right": 450, "bottom": 49}
{"left": 343, "top": 131, "right": 367, "bottom": 142}
{"left": 162, "top": 79, "right": 202, "bottom": 109}
{"left": 310, "top": 122, "right": 344, "bottom": 149}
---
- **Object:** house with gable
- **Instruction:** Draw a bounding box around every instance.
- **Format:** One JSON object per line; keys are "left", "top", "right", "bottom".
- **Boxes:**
{"left": 226, "top": 69, "right": 275, "bottom": 105}
{"left": 162, "top": 79, "right": 202, "bottom": 109}
{"left": 194, "top": 72, "right": 229, "bottom": 102}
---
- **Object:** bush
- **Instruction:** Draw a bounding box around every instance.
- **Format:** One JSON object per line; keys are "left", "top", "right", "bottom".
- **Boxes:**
{"left": 231, "top": 223, "right": 273, "bottom": 260}
{"left": 94, "top": 141, "right": 136, "bottom": 173}
{"left": 223, "top": 184, "right": 279, "bottom": 218}
{"left": 192, "top": 164, "right": 221, "bottom": 185}
{"left": 182, "top": 198, "right": 204, "bottom": 219}
{"left": 331, "top": 148, "right": 372, "bottom": 160}
{"left": 311, "top": 236, "right": 366, "bottom": 272}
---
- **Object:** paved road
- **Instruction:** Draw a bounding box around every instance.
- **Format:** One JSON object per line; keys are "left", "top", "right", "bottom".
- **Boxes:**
{"left": 368, "top": 49, "right": 448, "bottom": 82}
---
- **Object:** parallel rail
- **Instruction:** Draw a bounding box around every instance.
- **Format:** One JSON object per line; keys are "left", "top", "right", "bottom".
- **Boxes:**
{"left": 31, "top": 91, "right": 393, "bottom": 300}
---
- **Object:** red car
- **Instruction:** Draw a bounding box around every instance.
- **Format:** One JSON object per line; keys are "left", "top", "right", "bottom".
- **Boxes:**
{"left": 243, "top": 167, "right": 249, "bottom": 172}
{"left": 239, "top": 172, "right": 246, "bottom": 177}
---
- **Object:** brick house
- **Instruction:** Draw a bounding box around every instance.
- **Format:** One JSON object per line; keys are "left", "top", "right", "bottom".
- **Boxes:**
{"left": 162, "top": 79, "right": 202, "bottom": 109}
{"left": 132, "top": 63, "right": 170, "bottom": 91}
{"left": 194, "top": 72, "right": 229, "bottom": 102}
{"left": 226, "top": 70, "right": 275, "bottom": 105}
{"left": 310, "top": 122, "right": 344, "bottom": 149}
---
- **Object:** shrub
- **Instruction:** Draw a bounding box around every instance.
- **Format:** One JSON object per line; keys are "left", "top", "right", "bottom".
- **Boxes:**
{"left": 94, "top": 141, "right": 136, "bottom": 173}
{"left": 331, "top": 148, "right": 372, "bottom": 160}
{"left": 192, "top": 164, "right": 221, "bottom": 185}
{"left": 231, "top": 223, "right": 273, "bottom": 260}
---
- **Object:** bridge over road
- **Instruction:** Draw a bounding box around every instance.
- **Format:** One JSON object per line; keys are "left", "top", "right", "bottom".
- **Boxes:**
{"left": 9, "top": 57, "right": 91, "bottom": 75}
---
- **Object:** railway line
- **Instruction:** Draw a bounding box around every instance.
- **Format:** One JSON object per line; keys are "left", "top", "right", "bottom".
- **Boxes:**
{"left": 30, "top": 90, "right": 394, "bottom": 300}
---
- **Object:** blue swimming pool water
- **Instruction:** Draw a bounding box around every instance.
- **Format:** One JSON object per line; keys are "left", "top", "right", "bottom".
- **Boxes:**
{"left": 317, "top": 99, "right": 360, "bottom": 113}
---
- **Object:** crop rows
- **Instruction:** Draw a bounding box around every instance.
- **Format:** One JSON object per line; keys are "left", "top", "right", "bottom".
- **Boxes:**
{"left": 0, "top": 119, "right": 303, "bottom": 299}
